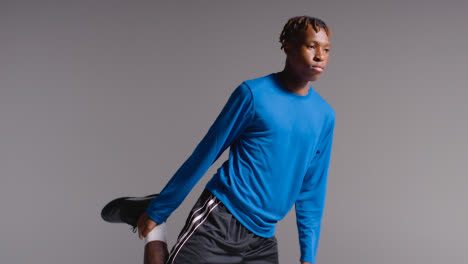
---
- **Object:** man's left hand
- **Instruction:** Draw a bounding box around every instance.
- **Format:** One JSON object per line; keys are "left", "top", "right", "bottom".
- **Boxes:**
{"left": 137, "top": 213, "right": 158, "bottom": 240}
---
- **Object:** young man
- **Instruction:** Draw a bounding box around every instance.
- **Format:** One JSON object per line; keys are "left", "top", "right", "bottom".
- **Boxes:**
{"left": 105, "top": 15, "right": 335, "bottom": 264}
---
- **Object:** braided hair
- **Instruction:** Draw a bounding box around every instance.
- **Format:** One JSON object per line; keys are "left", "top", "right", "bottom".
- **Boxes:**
{"left": 279, "top": 16, "right": 332, "bottom": 50}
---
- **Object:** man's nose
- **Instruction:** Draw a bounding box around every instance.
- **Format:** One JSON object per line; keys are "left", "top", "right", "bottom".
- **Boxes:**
{"left": 313, "top": 50, "right": 324, "bottom": 61}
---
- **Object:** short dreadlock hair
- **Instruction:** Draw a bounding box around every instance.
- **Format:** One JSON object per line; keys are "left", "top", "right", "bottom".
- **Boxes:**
{"left": 279, "top": 16, "right": 332, "bottom": 50}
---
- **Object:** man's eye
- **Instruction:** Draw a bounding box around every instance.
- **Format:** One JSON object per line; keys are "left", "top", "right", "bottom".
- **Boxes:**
{"left": 325, "top": 49, "right": 330, "bottom": 52}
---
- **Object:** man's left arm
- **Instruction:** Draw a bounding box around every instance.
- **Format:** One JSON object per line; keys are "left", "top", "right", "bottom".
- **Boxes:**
{"left": 295, "top": 115, "right": 335, "bottom": 264}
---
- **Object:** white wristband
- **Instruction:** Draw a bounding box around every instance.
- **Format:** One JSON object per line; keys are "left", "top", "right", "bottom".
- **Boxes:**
{"left": 144, "top": 222, "right": 167, "bottom": 244}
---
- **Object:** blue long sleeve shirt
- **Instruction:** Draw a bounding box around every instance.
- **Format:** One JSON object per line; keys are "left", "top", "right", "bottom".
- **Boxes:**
{"left": 146, "top": 72, "right": 335, "bottom": 264}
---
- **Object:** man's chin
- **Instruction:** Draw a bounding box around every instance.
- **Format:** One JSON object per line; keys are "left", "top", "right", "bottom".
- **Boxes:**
{"left": 307, "top": 74, "right": 321, "bottom": 82}
{"left": 303, "top": 70, "right": 322, "bottom": 81}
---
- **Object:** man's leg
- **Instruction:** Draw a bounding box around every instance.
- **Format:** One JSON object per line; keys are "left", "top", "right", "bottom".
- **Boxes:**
{"left": 142, "top": 221, "right": 169, "bottom": 264}
{"left": 166, "top": 188, "right": 279, "bottom": 264}
{"left": 241, "top": 235, "right": 279, "bottom": 264}
{"left": 144, "top": 241, "right": 169, "bottom": 264}
{"left": 100, "top": 193, "right": 169, "bottom": 264}
{"left": 166, "top": 189, "right": 244, "bottom": 264}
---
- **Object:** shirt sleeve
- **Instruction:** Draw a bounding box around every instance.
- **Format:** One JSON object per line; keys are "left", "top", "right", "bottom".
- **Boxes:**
{"left": 146, "top": 82, "right": 255, "bottom": 224}
{"left": 295, "top": 114, "right": 335, "bottom": 264}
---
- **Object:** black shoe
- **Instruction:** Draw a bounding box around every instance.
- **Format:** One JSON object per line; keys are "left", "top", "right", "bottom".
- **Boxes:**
{"left": 101, "top": 193, "right": 159, "bottom": 233}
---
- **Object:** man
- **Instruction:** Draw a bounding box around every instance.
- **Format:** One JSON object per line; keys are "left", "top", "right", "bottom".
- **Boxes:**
{"left": 103, "top": 15, "right": 335, "bottom": 264}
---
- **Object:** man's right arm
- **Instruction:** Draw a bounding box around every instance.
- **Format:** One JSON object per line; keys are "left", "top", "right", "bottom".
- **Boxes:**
{"left": 145, "top": 82, "right": 255, "bottom": 225}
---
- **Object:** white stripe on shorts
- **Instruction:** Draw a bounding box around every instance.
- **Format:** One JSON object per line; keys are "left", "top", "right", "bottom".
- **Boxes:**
{"left": 166, "top": 194, "right": 219, "bottom": 264}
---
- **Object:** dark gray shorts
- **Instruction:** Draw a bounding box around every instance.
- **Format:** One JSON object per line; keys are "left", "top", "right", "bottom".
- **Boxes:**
{"left": 166, "top": 188, "right": 279, "bottom": 264}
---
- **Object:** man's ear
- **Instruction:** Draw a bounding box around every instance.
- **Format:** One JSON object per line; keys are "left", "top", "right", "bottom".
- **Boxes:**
{"left": 282, "top": 41, "right": 295, "bottom": 56}
{"left": 282, "top": 42, "right": 290, "bottom": 55}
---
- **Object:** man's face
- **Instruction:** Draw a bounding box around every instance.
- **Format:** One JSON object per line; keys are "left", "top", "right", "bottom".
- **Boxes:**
{"left": 283, "top": 26, "right": 331, "bottom": 81}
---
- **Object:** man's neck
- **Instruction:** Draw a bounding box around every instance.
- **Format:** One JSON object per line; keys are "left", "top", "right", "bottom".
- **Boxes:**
{"left": 276, "top": 68, "right": 311, "bottom": 96}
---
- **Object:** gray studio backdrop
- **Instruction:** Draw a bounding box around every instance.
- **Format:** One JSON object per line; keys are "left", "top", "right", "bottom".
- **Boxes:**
{"left": 1, "top": 1, "right": 467, "bottom": 263}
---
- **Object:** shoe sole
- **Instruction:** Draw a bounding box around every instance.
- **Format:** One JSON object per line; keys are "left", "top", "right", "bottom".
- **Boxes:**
{"left": 101, "top": 193, "right": 159, "bottom": 225}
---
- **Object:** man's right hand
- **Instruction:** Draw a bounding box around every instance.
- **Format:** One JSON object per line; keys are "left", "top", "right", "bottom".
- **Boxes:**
{"left": 137, "top": 213, "right": 158, "bottom": 240}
